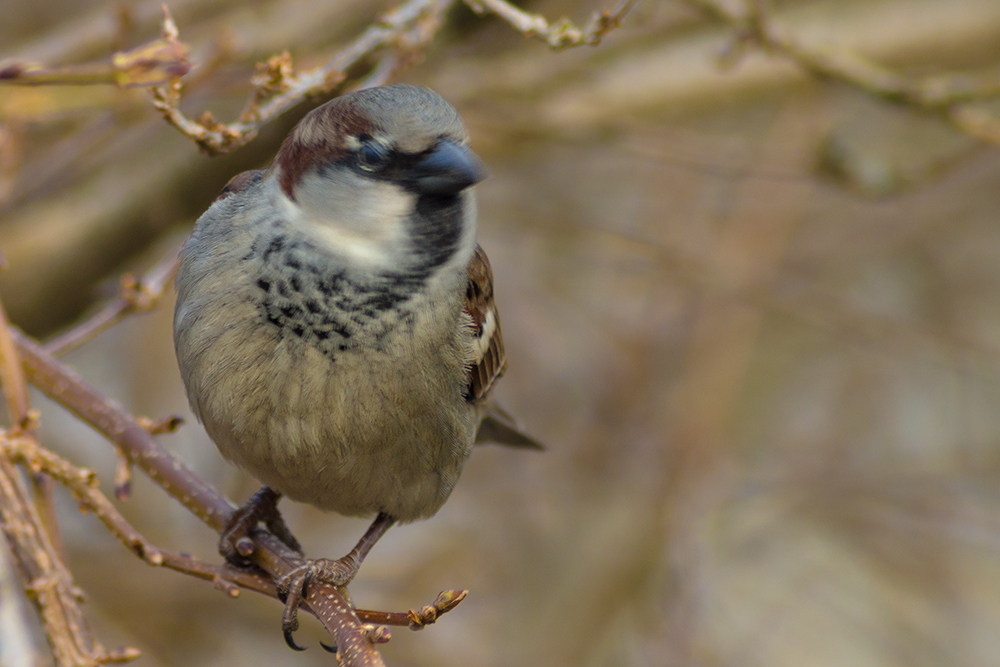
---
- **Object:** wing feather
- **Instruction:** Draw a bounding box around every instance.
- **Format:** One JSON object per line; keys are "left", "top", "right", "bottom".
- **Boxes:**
{"left": 463, "top": 245, "right": 507, "bottom": 403}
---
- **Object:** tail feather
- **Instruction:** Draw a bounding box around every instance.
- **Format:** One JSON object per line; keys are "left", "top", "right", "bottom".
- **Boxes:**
{"left": 475, "top": 401, "right": 544, "bottom": 450}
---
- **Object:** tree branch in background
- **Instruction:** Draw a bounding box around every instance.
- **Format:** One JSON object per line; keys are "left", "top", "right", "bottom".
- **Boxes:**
{"left": 43, "top": 244, "right": 181, "bottom": 358}
{"left": 149, "top": 0, "right": 635, "bottom": 153}
{"left": 465, "top": 0, "right": 637, "bottom": 48}
{"left": 687, "top": 0, "right": 1000, "bottom": 145}
{"left": 0, "top": 11, "right": 190, "bottom": 88}
{"left": 0, "top": 294, "right": 140, "bottom": 666}
{"left": 0, "top": 539, "right": 40, "bottom": 667}
{"left": 151, "top": 0, "right": 455, "bottom": 154}
{"left": 0, "top": 0, "right": 636, "bottom": 156}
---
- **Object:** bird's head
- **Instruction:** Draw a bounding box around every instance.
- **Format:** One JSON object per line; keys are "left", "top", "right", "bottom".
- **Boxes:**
{"left": 270, "top": 85, "right": 485, "bottom": 274}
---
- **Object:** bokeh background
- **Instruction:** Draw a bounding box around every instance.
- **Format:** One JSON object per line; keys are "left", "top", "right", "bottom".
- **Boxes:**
{"left": 3, "top": 0, "right": 1000, "bottom": 665}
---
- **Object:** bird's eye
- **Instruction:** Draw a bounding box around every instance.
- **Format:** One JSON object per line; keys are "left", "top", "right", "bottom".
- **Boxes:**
{"left": 357, "top": 140, "right": 389, "bottom": 172}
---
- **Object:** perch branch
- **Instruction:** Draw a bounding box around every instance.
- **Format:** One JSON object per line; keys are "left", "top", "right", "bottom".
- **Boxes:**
{"left": 6, "top": 422, "right": 466, "bottom": 618}
{"left": 3, "top": 420, "right": 332, "bottom": 604}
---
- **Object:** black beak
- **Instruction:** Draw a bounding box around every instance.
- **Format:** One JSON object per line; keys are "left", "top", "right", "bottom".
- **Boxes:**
{"left": 411, "top": 140, "right": 487, "bottom": 196}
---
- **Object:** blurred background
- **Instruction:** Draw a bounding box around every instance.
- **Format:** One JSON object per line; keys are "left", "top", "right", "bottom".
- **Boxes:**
{"left": 3, "top": 0, "right": 1000, "bottom": 665}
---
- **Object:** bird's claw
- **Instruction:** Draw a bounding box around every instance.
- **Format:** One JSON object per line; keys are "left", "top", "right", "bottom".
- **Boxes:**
{"left": 277, "top": 557, "right": 359, "bottom": 652}
{"left": 219, "top": 487, "right": 302, "bottom": 567}
{"left": 283, "top": 628, "right": 307, "bottom": 652}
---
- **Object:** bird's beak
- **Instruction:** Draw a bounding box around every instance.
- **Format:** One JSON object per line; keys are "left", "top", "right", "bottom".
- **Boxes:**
{"left": 412, "top": 140, "right": 487, "bottom": 196}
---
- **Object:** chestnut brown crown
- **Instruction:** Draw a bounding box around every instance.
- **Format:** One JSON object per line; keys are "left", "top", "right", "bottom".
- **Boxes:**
{"left": 273, "top": 84, "right": 475, "bottom": 200}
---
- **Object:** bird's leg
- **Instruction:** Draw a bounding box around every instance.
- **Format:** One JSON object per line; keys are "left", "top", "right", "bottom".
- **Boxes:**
{"left": 219, "top": 486, "right": 303, "bottom": 565}
{"left": 277, "top": 512, "right": 397, "bottom": 651}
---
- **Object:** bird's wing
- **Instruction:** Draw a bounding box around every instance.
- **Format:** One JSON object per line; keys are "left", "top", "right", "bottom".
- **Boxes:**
{"left": 464, "top": 245, "right": 543, "bottom": 450}
{"left": 464, "top": 244, "right": 506, "bottom": 403}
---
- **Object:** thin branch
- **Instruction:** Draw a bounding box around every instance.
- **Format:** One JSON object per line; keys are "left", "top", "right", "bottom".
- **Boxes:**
{"left": 0, "top": 297, "right": 138, "bottom": 666}
{"left": 2, "top": 433, "right": 164, "bottom": 567}
{"left": 2, "top": 0, "right": 633, "bottom": 158}
{"left": 0, "top": 452, "right": 140, "bottom": 666}
{"left": 44, "top": 244, "right": 181, "bottom": 358}
{"left": 157, "top": 551, "right": 271, "bottom": 598}
{"left": 150, "top": 0, "right": 455, "bottom": 154}
{"left": 0, "top": 9, "right": 190, "bottom": 88}
{"left": 0, "top": 295, "right": 30, "bottom": 431}
{"left": 0, "top": 429, "right": 269, "bottom": 612}
{"left": 686, "top": 0, "right": 1000, "bottom": 147}
{"left": 0, "top": 540, "right": 40, "bottom": 667}
{"left": 0, "top": 286, "right": 64, "bottom": 561}
{"left": 464, "top": 0, "right": 637, "bottom": 49}
{"left": 40, "top": 242, "right": 181, "bottom": 503}
{"left": 355, "top": 590, "right": 469, "bottom": 629}
{"left": 0, "top": 278, "right": 69, "bottom": 623}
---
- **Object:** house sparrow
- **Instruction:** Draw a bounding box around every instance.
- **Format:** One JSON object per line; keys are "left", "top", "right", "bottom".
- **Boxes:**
{"left": 173, "top": 84, "right": 539, "bottom": 648}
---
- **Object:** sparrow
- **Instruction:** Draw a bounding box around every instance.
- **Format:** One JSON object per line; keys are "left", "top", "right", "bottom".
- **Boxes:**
{"left": 172, "top": 84, "right": 539, "bottom": 648}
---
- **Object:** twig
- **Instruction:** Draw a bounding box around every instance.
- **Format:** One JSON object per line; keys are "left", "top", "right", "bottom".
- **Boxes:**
{"left": 0, "top": 312, "right": 28, "bottom": 433}
{"left": 2, "top": 0, "right": 633, "bottom": 158}
{"left": 464, "top": 0, "right": 637, "bottom": 49}
{"left": 0, "top": 274, "right": 68, "bottom": 609}
{"left": 158, "top": 551, "right": 270, "bottom": 599}
{"left": 0, "top": 293, "right": 64, "bottom": 561}
{"left": 43, "top": 244, "right": 181, "bottom": 358}
{"left": 686, "top": 0, "right": 1000, "bottom": 147}
{"left": 0, "top": 9, "right": 190, "bottom": 88}
{"left": 0, "top": 296, "right": 138, "bottom": 666}
{"left": 354, "top": 590, "right": 469, "bottom": 629}
{"left": 0, "top": 453, "right": 141, "bottom": 666}
{"left": 0, "top": 310, "right": 63, "bottom": 558}
{"left": 2, "top": 433, "right": 165, "bottom": 567}
{"left": 150, "top": 0, "right": 455, "bottom": 154}
{"left": 0, "top": 429, "right": 269, "bottom": 628}
{"left": 0, "top": 540, "right": 39, "bottom": 667}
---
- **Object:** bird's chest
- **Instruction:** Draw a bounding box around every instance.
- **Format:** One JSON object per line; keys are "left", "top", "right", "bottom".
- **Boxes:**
{"left": 243, "top": 228, "right": 425, "bottom": 361}
{"left": 215, "top": 243, "right": 474, "bottom": 517}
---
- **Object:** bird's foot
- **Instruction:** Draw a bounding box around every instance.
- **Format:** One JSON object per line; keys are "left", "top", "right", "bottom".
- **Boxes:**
{"left": 275, "top": 512, "right": 396, "bottom": 651}
{"left": 219, "top": 486, "right": 302, "bottom": 566}
{"left": 277, "top": 556, "right": 360, "bottom": 651}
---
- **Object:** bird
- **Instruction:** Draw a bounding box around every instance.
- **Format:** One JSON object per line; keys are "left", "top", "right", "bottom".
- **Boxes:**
{"left": 172, "top": 84, "right": 539, "bottom": 649}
